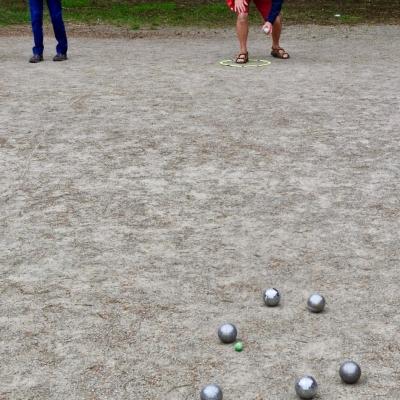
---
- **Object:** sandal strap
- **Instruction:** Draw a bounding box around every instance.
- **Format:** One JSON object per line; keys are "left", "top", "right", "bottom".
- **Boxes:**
{"left": 235, "top": 52, "right": 249, "bottom": 63}
{"left": 271, "top": 47, "right": 289, "bottom": 58}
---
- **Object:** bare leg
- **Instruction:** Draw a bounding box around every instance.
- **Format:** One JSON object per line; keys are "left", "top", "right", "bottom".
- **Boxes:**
{"left": 271, "top": 14, "right": 289, "bottom": 58}
{"left": 271, "top": 14, "right": 282, "bottom": 49}
{"left": 236, "top": 13, "right": 249, "bottom": 54}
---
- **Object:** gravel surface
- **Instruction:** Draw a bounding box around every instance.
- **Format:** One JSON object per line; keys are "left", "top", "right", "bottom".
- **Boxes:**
{"left": 1, "top": 25, "right": 399, "bottom": 400}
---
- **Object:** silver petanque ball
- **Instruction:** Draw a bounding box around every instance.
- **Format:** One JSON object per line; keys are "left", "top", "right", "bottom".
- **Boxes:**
{"left": 218, "top": 323, "right": 237, "bottom": 344}
{"left": 307, "top": 293, "right": 326, "bottom": 313}
{"left": 200, "top": 384, "right": 223, "bottom": 400}
{"left": 339, "top": 361, "right": 361, "bottom": 384}
{"left": 295, "top": 376, "right": 318, "bottom": 399}
{"left": 263, "top": 288, "right": 281, "bottom": 306}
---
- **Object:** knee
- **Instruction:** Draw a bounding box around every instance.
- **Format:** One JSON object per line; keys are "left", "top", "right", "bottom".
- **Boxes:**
{"left": 237, "top": 13, "right": 249, "bottom": 23}
{"left": 274, "top": 13, "right": 282, "bottom": 25}
{"left": 30, "top": 10, "right": 43, "bottom": 24}
{"left": 50, "top": 10, "right": 63, "bottom": 23}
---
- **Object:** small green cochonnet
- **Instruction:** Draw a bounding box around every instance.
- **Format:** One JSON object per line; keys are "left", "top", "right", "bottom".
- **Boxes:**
{"left": 234, "top": 341, "right": 243, "bottom": 352}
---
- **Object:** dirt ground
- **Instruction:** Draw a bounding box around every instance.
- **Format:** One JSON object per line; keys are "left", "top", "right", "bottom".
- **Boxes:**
{"left": 0, "top": 25, "right": 399, "bottom": 400}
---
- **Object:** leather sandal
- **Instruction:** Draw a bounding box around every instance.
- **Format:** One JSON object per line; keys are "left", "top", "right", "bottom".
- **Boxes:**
{"left": 271, "top": 47, "right": 290, "bottom": 59}
{"left": 235, "top": 52, "right": 249, "bottom": 64}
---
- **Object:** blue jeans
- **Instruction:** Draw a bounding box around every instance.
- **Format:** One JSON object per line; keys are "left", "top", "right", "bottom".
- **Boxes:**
{"left": 29, "top": 0, "right": 68, "bottom": 55}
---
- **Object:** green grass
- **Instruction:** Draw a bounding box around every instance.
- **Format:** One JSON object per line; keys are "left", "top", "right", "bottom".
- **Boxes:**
{"left": 0, "top": 0, "right": 399, "bottom": 29}
{"left": 0, "top": 4, "right": 30, "bottom": 26}
{"left": 75, "top": 2, "right": 234, "bottom": 28}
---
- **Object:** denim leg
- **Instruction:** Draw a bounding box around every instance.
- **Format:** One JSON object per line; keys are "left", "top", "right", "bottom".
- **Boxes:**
{"left": 29, "top": 0, "right": 44, "bottom": 55}
{"left": 47, "top": 0, "right": 68, "bottom": 54}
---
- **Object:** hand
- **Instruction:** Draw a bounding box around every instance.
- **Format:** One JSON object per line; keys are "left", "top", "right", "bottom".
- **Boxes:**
{"left": 234, "top": 0, "right": 248, "bottom": 14}
{"left": 262, "top": 21, "right": 273, "bottom": 35}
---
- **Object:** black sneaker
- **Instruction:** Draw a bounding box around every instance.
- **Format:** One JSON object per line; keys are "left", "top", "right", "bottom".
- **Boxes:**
{"left": 53, "top": 53, "right": 68, "bottom": 62}
{"left": 29, "top": 54, "right": 43, "bottom": 63}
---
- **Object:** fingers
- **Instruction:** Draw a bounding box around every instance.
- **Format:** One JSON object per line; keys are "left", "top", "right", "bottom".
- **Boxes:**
{"left": 262, "top": 22, "right": 273, "bottom": 35}
{"left": 235, "top": 4, "right": 245, "bottom": 13}
{"left": 234, "top": 0, "right": 248, "bottom": 14}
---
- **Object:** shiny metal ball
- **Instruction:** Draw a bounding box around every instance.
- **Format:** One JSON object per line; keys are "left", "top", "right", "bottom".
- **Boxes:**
{"left": 307, "top": 293, "right": 326, "bottom": 313}
{"left": 339, "top": 361, "right": 361, "bottom": 384}
{"left": 200, "top": 384, "right": 223, "bottom": 400}
{"left": 218, "top": 323, "right": 237, "bottom": 344}
{"left": 263, "top": 288, "right": 281, "bottom": 306}
{"left": 295, "top": 376, "right": 318, "bottom": 399}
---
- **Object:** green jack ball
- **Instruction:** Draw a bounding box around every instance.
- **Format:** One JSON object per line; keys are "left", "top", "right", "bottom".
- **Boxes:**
{"left": 234, "top": 341, "right": 243, "bottom": 352}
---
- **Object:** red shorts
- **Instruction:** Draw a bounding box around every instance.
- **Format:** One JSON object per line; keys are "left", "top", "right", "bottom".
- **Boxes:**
{"left": 226, "top": 0, "right": 272, "bottom": 19}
